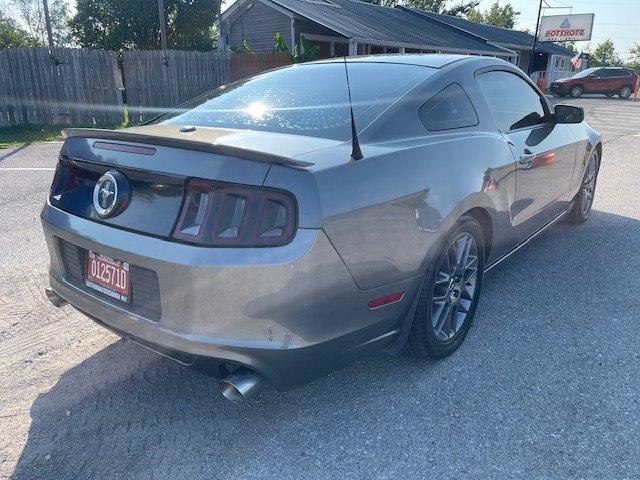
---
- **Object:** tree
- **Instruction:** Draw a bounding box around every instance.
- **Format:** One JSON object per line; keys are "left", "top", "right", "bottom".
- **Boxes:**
{"left": 2, "top": 0, "right": 72, "bottom": 46}
{"left": 358, "top": 0, "right": 479, "bottom": 16}
{"left": 557, "top": 40, "right": 577, "bottom": 52}
{"left": 627, "top": 42, "right": 640, "bottom": 73}
{"left": 0, "top": 11, "right": 42, "bottom": 47}
{"left": 589, "top": 39, "right": 623, "bottom": 67}
{"left": 466, "top": 2, "right": 519, "bottom": 29}
{"left": 71, "top": 0, "right": 220, "bottom": 51}
{"left": 630, "top": 42, "right": 640, "bottom": 63}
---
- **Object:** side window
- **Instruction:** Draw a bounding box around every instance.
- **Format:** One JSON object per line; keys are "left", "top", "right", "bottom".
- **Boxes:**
{"left": 594, "top": 69, "right": 608, "bottom": 78}
{"left": 476, "top": 71, "right": 547, "bottom": 132}
{"left": 611, "top": 69, "right": 630, "bottom": 77}
{"left": 419, "top": 83, "right": 478, "bottom": 131}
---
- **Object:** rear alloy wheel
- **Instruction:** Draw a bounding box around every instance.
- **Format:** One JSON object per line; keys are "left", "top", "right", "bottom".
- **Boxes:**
{"left": 569, "top": 85, "right": 584, "bottom": 98}
{"left": 619, "top": 86, "right": 633, "bottom": 99}
{"left": 407, "top": 215, "right": 485, "bottom": 359}
{"left": 568, "top": 150, "right": 599, "bottom": 224}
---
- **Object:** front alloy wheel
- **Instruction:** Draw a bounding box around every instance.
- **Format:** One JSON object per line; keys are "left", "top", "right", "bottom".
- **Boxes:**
{"left": 407, "top": 215, "right": 485, "bottom": 358}
{"left": 570, "top": 85, "right": 583, "bottom": 98}
{"left": 568, "top": 150, "right": 599, "bottom": 224}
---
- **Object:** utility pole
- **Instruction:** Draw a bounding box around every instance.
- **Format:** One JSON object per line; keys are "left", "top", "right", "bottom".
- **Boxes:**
{"left": 528, "top": 0, "right": 544, "bottom": 75}
{"left": 158, "top": 0, "right": 169, "bottom": 51}
{"left": 42, "top": 0, "right": 54, "bottom": 48}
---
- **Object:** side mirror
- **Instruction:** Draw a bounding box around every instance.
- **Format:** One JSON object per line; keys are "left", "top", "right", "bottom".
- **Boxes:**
{"left": 554, "top": 104, "right": 584, "bottom": 124}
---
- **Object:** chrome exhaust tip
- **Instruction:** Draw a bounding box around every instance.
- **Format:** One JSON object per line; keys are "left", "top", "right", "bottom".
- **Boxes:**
{"left": 219, "top": 368, "right": 264, "bottom": 403}
{"left": 45, "top": 288, "right": 68, "bottom": 307}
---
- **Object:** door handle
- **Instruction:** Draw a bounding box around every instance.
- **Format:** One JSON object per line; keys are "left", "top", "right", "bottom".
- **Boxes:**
{"left": 519, "top": 149, "right": 536, "bottom": 168}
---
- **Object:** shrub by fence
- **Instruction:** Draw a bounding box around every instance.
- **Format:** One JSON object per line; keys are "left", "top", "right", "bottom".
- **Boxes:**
{"left": 0, "top": 48, "right": 292, "bottom": 127}
{"left": 0, "top": 47, "right": 123, "bottom": 127}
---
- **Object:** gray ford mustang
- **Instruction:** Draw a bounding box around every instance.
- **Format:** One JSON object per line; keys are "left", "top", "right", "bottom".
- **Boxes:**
{"left": 42, "top": 55, "right": 601, "bottom": 401}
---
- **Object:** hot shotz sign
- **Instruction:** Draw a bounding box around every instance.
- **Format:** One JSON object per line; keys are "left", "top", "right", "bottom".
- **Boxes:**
{"left": 538, "top": 14, "right": 594, "bottom": 42}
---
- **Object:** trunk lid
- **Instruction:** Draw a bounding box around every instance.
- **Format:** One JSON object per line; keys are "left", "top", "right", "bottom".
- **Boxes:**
{"left": 52, "top": 127, "right": 334, "bottom": 237}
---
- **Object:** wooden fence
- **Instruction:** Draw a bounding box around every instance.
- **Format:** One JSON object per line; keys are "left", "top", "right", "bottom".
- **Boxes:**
{"left": 0, "top": 48, "right": 292, "bottom": 127}
{"left": 229, "top": 52, "right": 291, "bottom": 82}
{"left": 0, "top": 47, "right": 123, "bottom": 127}
{"left": 123, "top": 50, "right": 230, "bottom": 123}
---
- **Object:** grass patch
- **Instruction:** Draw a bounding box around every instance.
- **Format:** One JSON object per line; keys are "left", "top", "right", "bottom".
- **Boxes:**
{"left": 0, "top": 111, "right": 131, "bottom": 149}
{"left": 0, "top": 124, "right": 68, "bottom": 149}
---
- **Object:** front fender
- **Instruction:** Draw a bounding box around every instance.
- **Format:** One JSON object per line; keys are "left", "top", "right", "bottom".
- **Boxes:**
{"left": 566, "top": 122, "right": 602, "bottom": 198}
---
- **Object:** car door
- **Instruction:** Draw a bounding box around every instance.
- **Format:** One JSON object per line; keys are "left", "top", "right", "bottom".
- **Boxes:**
{"left": 585, "top": 68, "right": 606, "bottom": 93}
{"left": 476, "top": 70, "right": 578, "bottom": 239}
{"left": 609, "top": 68, "right": 632, "bottom": 93}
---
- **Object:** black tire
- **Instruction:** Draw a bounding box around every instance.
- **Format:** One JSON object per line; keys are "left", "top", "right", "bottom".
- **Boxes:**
{"left": 569, "top": 85, "right": 584, "bottom": 98}
{"left": 619, "top": 85, "right": 633, "bottom": 99}
{"left": 407, "top": 215, "right": 485, "bottom": 359}
{"left": 567, "top": 149, "right": 599, "bottom": 224}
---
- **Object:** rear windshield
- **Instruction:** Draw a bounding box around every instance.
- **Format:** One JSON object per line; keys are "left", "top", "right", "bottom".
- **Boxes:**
{"left": 152, "top": 62, "right": 432, "bottom": 141}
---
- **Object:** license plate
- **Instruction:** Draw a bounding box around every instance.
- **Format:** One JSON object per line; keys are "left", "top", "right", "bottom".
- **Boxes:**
{"left": 85, "top": 250, "right": 130, "bottom": 303}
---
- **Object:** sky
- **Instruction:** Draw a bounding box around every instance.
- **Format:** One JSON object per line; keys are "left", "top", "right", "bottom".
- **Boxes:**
{"left": 477, "top": 0, "right": 638, "bottom": 59}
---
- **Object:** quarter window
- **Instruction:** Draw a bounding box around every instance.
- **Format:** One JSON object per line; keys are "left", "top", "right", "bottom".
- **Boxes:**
{"left": 476, "top": 71, "right": 547, "bottom": 132}
{"left": 419, "top": 83, "right": 478, "bottom": 131}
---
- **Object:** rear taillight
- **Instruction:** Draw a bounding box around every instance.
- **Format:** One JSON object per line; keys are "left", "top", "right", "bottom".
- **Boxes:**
{"left": 173, "top": 179, "right": 297, "bottom": 247}
{"left": 49, "top": 157, "right": 99, "bottom": 207}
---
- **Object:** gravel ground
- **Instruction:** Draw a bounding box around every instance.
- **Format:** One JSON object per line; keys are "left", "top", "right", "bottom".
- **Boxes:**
{"left": 1, "top": 97, "right": 639, "bottom": 479}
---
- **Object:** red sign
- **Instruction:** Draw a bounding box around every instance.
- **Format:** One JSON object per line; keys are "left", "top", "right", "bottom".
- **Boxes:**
{"left": 544, "top": 28, "right": 585, "bottom": 38}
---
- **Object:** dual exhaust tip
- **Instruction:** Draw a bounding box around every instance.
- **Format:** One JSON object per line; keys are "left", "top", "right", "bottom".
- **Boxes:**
{"left": 45, "top": 288, "right": 263, "bottom": 403}
{"left": 218, "top": 367, "right": 264, "bottom": 403}
{"left": 45, "top": 288, "right": 68, "bottom": 308}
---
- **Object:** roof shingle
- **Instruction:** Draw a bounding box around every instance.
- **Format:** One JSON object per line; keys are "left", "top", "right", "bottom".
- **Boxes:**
{"left": 400, "top": 7, "right": 576, "bottom": 57}
{"left": 269, "top": 0, "right": 515, "bottom": 55}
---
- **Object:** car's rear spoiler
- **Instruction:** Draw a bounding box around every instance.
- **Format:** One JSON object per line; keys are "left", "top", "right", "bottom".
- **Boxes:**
{"left": 62, "top": 128, "right": 315, "bottom": 169}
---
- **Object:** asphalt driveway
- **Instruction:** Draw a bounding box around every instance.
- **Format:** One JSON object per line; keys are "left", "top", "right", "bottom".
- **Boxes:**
{"left": 1, "top": 96, "right": 639, "bottom": 479}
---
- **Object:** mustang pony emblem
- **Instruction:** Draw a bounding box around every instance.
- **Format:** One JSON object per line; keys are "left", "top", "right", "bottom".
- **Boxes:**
{"left": 92, "top": 171, "right": 130, "bottom": 218}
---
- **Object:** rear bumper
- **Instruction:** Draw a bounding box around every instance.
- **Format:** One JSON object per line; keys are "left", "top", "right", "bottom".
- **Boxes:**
{"left": 41, "top": 203, "right": 417, "bottom": 390}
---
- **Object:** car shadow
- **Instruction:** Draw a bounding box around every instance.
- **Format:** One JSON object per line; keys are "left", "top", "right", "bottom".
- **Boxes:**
{"left": 0, "top": 143, "right": 30, "bottom": 162}
{"left": 11, "top": 210, "right": 640, "bottom": 479}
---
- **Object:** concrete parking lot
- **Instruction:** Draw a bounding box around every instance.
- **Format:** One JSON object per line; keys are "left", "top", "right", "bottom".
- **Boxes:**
{"left": 1, "top": 96, "right": 639, "bottom": 479}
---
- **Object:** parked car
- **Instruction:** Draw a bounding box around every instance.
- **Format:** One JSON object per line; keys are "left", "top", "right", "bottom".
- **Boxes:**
{"left": 550, "top": 67, "right": 638, "bottom": 98}
{"left": 42, "top": 55, "right": 601, "bottom": 402}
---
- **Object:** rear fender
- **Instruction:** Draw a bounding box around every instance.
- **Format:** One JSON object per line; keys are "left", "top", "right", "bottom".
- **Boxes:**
{"left": 317, "top": 132, "right": 515, "bottom": 290}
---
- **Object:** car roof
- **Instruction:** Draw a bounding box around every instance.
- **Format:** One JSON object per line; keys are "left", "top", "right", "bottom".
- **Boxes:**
{"left": 308, "top": 53, "right": 474, "bottom": 69}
